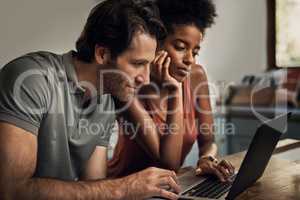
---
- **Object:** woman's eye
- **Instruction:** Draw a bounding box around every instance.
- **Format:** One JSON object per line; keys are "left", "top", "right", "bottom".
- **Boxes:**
{"left": 174, "top": 45, "right": 185, "bottom": 51}
{"left": 193, "top": 52, "right": 199, "bottom": 57}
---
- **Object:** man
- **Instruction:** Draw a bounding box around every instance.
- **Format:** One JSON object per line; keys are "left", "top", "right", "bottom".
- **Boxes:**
{"left": 0, "top": 0, "right": 180, "bottom": 199}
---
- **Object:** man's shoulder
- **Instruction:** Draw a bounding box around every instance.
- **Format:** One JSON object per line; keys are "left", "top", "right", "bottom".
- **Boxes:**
{"left": 26, "top": 51, "right": 63, "bottom": 63}
{"left": 0, "top": 51, "right": 70, "bottom": 97}
{"left": 0, "top": 51, "right": 70, "bottom": 85}
{"left": 3, "top": 51, "right": 63, "bottom": 72}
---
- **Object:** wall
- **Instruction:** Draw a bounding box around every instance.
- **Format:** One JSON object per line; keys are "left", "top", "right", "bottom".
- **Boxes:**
{"left": 1, "top": 0, "right": 268, "bottom": 83}
{"left": 199, "top": 0, "right": 268, "bottom": 83}
{"left": 0, "top": 0, "right": 96, "bottom": 67}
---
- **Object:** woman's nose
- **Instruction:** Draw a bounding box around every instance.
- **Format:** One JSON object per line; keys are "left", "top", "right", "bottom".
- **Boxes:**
{"left": 183, "top": 51, "right": 194, "bottom": 66}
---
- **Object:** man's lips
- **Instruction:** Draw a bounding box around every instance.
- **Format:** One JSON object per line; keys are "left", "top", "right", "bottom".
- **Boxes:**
{"left": 127, "top": 85, "right": 137, "bottom": 89}
{"left": 127, "top": 85, "right": 137, "bottom": 93}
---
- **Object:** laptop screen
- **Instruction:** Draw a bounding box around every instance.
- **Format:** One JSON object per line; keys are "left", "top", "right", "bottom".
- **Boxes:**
{"left": 226, "top": 114, "right": 288, "bottom": 200}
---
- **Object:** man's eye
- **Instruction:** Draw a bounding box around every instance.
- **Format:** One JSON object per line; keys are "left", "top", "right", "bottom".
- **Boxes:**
{"left": 132, "top": 62, "right": 145, "bottom": 67}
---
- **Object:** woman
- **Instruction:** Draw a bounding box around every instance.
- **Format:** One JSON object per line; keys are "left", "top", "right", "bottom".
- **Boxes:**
{"left": 108, "top": 0, "right": 234, "bottom": 182}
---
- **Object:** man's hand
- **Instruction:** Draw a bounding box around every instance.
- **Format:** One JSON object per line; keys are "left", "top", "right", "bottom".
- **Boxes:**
{"left": 122, "top": 167, "right": 181, "bottom": 200}
{"left": 195, "top": 157, "right": 235, "bottom": 182}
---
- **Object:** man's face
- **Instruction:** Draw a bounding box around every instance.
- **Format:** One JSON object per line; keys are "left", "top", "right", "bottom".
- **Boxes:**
{"left": 102, "top": 31, "right": 157, "bottom": 102}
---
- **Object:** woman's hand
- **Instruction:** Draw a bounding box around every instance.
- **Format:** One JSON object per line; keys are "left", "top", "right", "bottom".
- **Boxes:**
{"left": 195, "top": 156, "right": 235, "bottom": 182}
{"left": 152, "top": 51, "right": 181, "bottom": 91}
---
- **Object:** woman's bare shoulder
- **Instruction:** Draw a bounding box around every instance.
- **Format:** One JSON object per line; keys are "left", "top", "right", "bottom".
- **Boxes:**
{"left": 190, "top": 64, "right": 209, "bottom": 90}
{"left": 191, "top": 64, "right": 207, "bottom": 79}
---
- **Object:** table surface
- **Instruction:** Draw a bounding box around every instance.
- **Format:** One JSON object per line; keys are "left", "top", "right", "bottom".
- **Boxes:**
{"left": 219, "top": 150, "right": 300, "bottom": 199}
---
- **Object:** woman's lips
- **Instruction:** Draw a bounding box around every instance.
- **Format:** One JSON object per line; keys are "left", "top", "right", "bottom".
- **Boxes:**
{"left": 177, "top": 67, "right": 191, "bottom": 76}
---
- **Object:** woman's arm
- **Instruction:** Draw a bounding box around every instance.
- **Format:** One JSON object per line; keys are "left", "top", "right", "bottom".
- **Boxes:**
{"left": 119, "top": 97, "right": 161, "bottom": 161}
{"left": 160, "top": 85, "right": 184, "bottom": 171}
{"left": 120, "top": 51, "right": 184, "bottom": 171}
{"left": 190, "top": 64, "right": 217, "bottom": 158}
{"left": 191, "top": 65, "right": 234, "bottom": 181}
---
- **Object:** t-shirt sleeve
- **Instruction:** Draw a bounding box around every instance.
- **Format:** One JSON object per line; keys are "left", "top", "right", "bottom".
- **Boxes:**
{"left": 96, "top": 121, "right": 115, "bottom": 147}
{"left": 0, "top": 57, "right": 51, "bottom": 135}
{"left": 95, "top": 95, "right": 116, "bottom": 147}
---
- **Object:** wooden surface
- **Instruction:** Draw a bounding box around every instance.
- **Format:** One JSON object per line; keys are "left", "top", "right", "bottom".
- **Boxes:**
{"left": 221, "top": 140, "right": 300, "bottom": 200}
{"left": 274, "top": 139, "right": 300, "bottom": 154}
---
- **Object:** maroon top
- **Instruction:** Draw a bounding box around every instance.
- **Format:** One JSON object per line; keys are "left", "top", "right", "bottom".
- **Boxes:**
{"left": 108, "top": 79, "right": 198, "bottom": 177}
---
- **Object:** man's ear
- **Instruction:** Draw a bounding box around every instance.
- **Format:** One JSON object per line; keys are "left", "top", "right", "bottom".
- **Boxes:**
{"left": 94, "top": 45, "right": 111, "bottom": 65}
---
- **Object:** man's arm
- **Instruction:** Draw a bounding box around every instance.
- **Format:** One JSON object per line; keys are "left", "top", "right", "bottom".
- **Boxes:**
{"left": 80, "top": 146, "right": 107, "bottom": 180}
{"left": 0, "top": 122, "right": 123, "bottom": 200}
{"left": 0, "top": 122, "right": 180, "bottom": 200}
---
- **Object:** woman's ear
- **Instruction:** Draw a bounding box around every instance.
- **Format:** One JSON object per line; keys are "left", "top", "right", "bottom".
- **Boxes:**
{"left": 94, "top": 45, "right": 111, "bottom": 64}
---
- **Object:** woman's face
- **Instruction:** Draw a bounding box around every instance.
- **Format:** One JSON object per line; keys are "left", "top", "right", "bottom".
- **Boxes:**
{"left": 160, "top": 25, "right": 203, "bottom": 82}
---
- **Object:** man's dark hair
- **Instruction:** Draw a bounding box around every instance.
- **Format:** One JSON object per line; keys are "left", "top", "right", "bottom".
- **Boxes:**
{"left": 156, "top": 0, "right": 217, "bottom": 35}
{"left": 76, "top": 0, "right": 166, "bottom": 63}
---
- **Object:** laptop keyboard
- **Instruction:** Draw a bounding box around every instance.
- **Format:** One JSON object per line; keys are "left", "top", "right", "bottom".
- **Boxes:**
{"left": 182, "top": 174, "right": 237, "bottom": 199}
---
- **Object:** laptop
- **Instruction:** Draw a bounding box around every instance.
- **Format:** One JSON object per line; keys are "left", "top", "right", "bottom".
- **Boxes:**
{"left": 173, "top": 113, "right": 290, "bottom": 200}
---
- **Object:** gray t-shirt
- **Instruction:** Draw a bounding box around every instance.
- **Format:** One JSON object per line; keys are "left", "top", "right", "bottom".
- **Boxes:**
{"left": 0, "top": 51, "right": 116, "bottom": 181}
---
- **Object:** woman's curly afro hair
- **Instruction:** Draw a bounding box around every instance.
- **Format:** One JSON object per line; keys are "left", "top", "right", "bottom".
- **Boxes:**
{"left": 156, "top": 0, "right": 217, "bottom": 35}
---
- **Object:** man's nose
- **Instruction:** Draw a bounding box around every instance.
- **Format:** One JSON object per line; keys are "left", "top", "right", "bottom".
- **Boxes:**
{"left": 135, "top": 66, "right": 150, "bottom": 86}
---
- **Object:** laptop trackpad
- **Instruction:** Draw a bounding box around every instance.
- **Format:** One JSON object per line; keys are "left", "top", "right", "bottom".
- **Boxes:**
{"left": 178, "top": 168, "right": 206, "bottom": 192}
